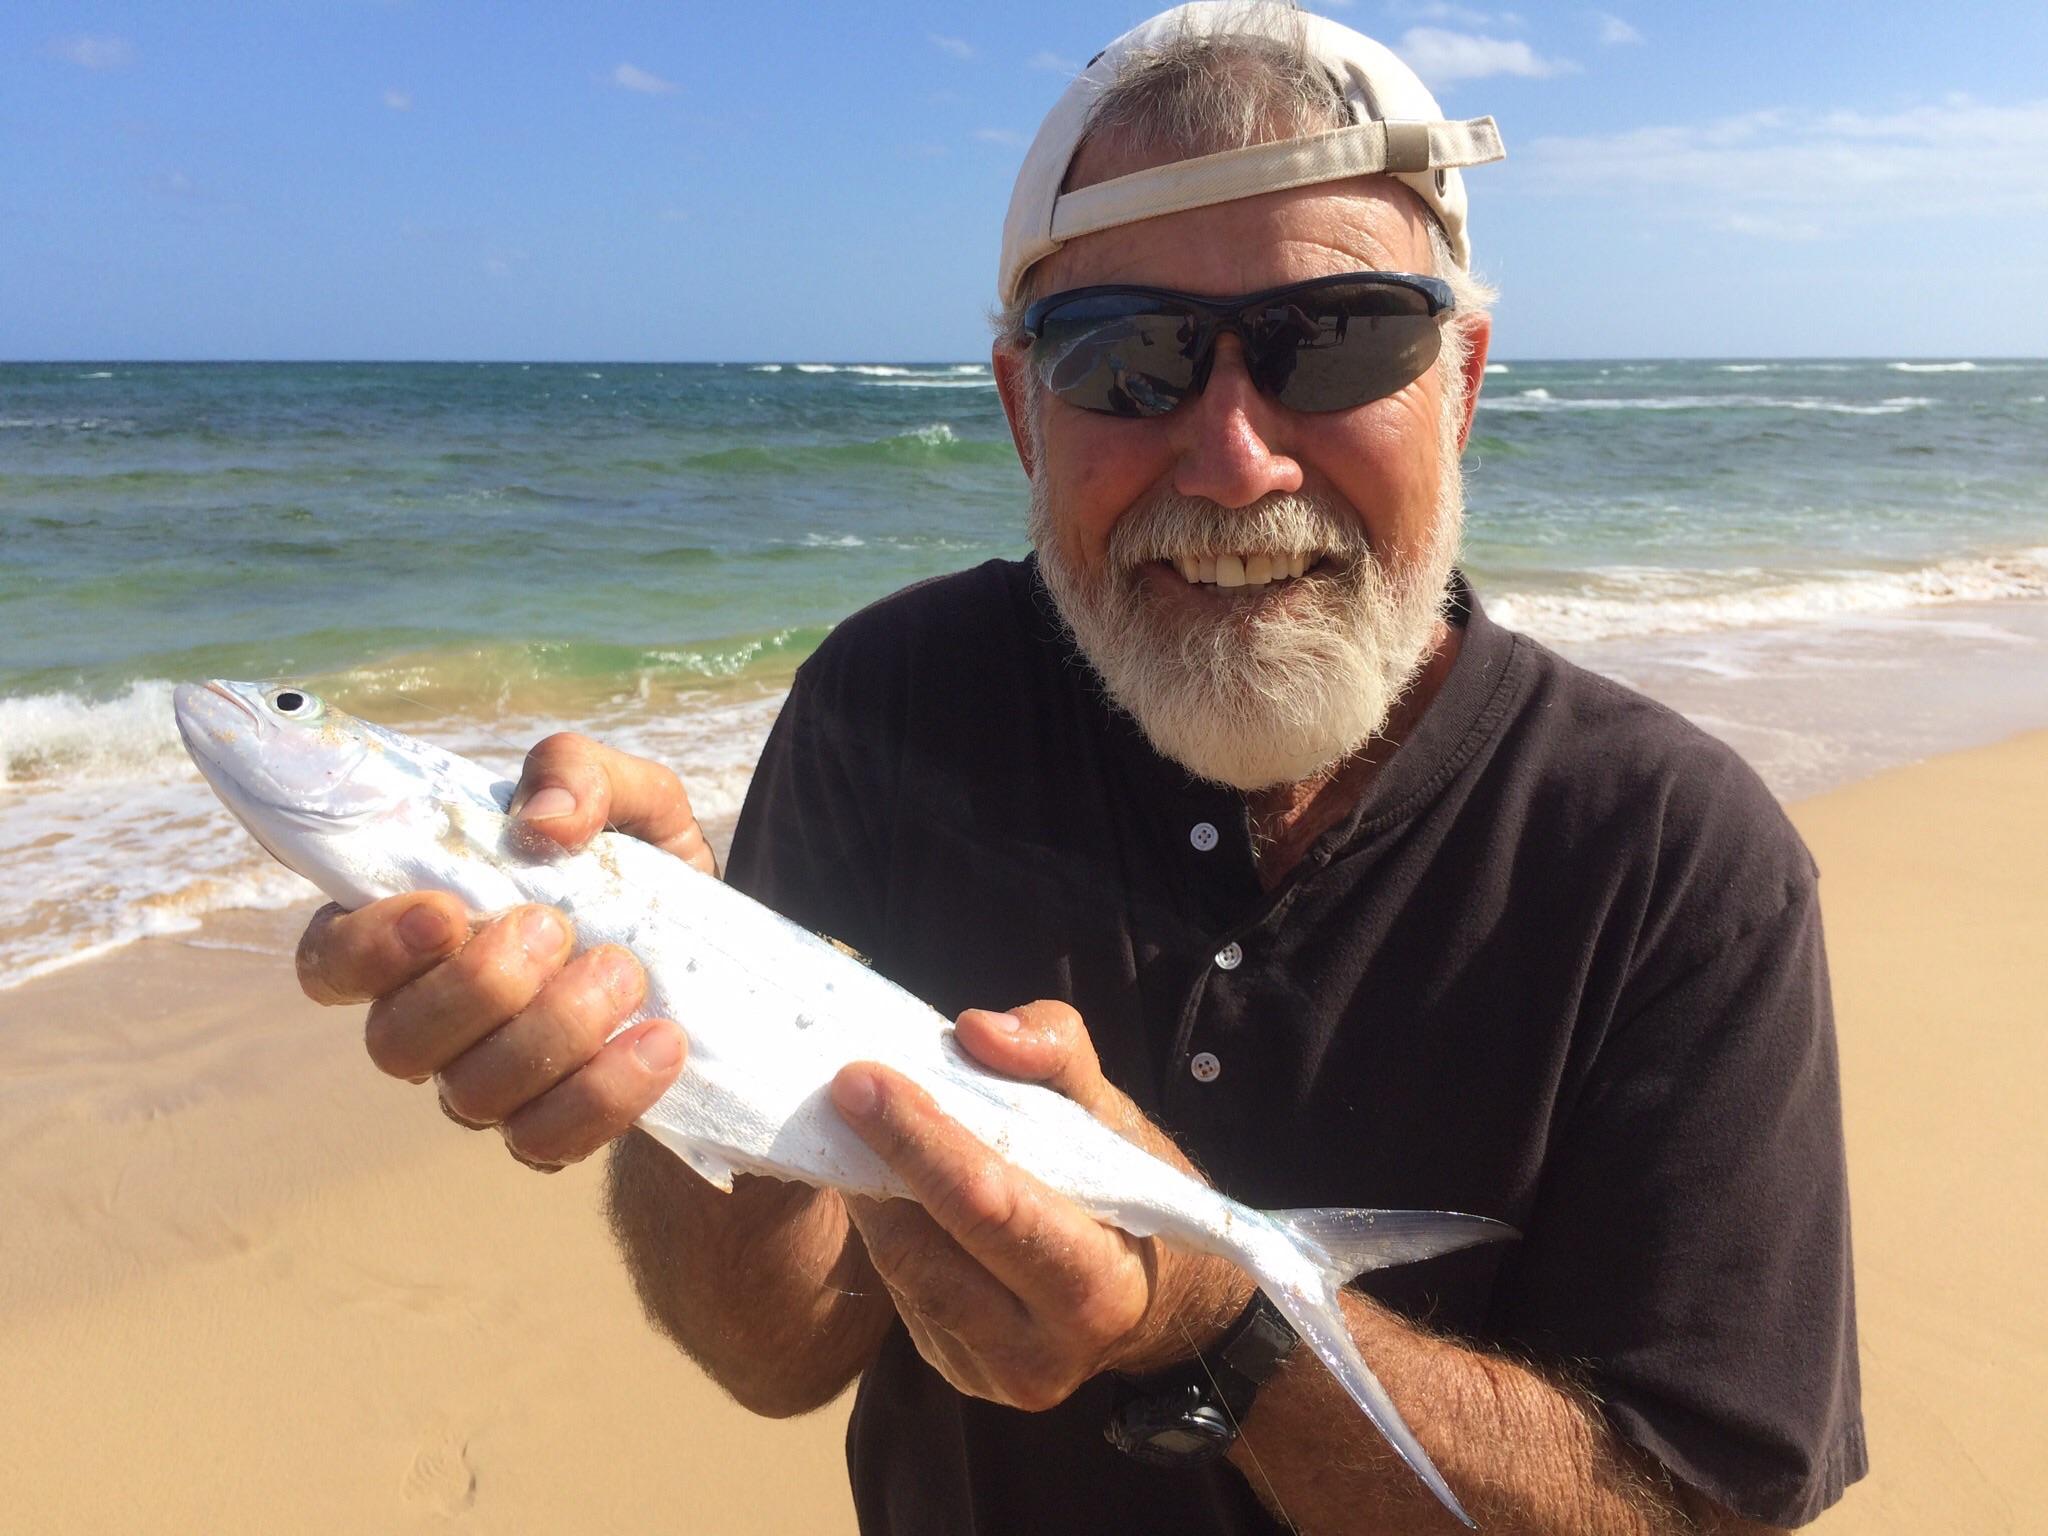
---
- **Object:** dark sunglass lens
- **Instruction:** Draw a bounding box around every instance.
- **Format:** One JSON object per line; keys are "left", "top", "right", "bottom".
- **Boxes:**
{"left": 1250, "top": 284, "right": 1443, "bottom": 412}
{"left": 1033, "top": 301, "right": 1203, "bottom": 417}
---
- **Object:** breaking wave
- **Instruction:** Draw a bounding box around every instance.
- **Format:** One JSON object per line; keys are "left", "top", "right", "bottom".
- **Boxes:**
{"left": 682, "top": 423, "right": 1012, "bottom": 472}
{"left": 1489, "top": 548, "right": 2048, "bottom": 644}
{"left": 1483, "top": 391, "right": 1935, "bottom": 416}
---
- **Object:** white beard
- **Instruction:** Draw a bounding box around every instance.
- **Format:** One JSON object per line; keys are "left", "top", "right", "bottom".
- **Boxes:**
{"left": 1031, "top": 451, "right": 1464, "bottom": 793}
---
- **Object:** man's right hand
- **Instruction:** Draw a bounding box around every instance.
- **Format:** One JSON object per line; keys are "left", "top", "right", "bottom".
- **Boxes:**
{"left": 294, "top": 733, "right": 705, "bottom": 1171}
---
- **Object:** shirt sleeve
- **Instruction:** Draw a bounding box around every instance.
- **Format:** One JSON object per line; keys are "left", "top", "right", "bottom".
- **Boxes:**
{"left": 723, "top": 657, "right": 896, "bottom": 965}
{"left": 1496, "top": 878, "right": 1867, "bottom": 1527}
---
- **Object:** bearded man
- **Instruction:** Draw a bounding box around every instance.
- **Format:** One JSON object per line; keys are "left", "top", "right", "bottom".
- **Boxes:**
{"left": 297, "top": 5, "right": 1865, "bottom": 1532}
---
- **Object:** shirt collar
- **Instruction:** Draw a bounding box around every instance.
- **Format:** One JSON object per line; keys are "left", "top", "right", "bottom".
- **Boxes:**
{"left": 1028, "top": 559, "right": 1522, "bottom": 878}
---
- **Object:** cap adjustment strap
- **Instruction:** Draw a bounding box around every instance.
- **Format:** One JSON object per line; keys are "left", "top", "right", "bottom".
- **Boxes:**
{"left": 1047, "top": 116, "right": 1505, "bottom": 245}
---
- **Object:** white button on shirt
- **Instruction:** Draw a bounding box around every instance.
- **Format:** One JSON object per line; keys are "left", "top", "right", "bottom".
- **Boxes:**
{"left": 1189, "top": 821, "right": 1219, "bottom": 852}
{"left": 1189, "top": 1051, "right": 1221, "bottom": 1083}
{"left": 1214, "top": 941, "right": 1243, "bottom": 971}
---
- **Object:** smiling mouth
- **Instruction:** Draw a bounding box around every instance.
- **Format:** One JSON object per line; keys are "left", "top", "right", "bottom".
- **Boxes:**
{"left": 1148, "top": 550, "right": 1330, "bottom": 589}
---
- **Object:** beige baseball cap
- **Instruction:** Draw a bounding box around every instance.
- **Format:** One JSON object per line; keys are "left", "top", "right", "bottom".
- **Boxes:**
{"left": 999, "top": 2, "right": 1506, "bottom": 307}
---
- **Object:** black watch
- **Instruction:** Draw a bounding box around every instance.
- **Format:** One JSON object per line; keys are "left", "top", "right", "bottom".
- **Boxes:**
{"left": 1104, "top": 1289, "right": 1298, "bottom": 1467}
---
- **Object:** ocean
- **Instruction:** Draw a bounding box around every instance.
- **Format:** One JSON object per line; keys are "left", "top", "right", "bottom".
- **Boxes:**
{"left": 3, "top": 357, "right": 2045, "bottom": 990}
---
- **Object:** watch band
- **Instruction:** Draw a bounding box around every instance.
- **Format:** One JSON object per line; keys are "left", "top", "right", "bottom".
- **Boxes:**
{"left": 1210, "top": 1287, "right": 1299, "bottom": 1406}
{"left": 1104, "top": 1288, "right": 1299, "bottom": 1465}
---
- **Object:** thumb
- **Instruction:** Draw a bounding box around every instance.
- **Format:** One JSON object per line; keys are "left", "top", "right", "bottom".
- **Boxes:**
{"left": 954, "top": 1001, "right": 1192, "bottom": 1171}
{"left": 507, "top": 733, "right": 716, "bottom": 875}
{"left": 507, "top": 732, "right": 616, "bottom": 853}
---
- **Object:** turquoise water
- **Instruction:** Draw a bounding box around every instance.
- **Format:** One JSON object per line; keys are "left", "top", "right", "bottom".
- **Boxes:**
{"left": 1, "top": 356, "right": 2044, "bottom": 987}
{"left": 5, "top": 358, "right": 2045, "bottom": 705}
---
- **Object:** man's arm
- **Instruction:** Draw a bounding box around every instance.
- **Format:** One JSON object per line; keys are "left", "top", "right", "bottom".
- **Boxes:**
{"left": 604, "top": 1131, "right": 895, "bottom": 1417}
{"left": 1225, "top": 1292, "right": 1784, "bottom": 1535}
{"left": 829, "top": 1001, "right": 1784, "bottom": 1536}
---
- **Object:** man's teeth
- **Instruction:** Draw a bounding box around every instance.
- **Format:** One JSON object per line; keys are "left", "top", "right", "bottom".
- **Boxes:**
{"left": 1174, "top": 552, "right": 1313, "bottom": 588}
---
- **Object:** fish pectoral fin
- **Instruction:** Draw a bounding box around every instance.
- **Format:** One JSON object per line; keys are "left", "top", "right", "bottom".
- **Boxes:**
{"left": 639, "top": 1124, "right": 740, "bottom": 1193}
{"left": 677, "top": 1145, "right": 739, "bottom": 1193}
{"left": 1270, "top": 1207, "right": 1518, "bottom": 1282}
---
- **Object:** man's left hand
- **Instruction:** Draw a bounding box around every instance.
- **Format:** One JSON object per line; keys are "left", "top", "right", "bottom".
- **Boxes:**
{"left": 829, "top": 999, "right": 1255, "bottom": 1412}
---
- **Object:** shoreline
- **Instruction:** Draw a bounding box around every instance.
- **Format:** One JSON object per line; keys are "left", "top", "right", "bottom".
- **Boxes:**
{"left": 8, "top": 587, "right": 2047, "bottom": 991}
{"left": 4, "top": 728, "right": 2046, "bottom": 1528}
{"left": 1556, "top": 593, "right": 2048, "bottom": 800}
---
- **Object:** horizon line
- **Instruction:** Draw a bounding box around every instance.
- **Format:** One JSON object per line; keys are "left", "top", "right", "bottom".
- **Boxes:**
{"left": 7, "top": 354, "right": 2045, "bottom": 366}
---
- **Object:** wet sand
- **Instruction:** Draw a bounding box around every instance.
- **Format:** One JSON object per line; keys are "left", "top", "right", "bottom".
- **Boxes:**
{"left": 3, "top": 734, "right": 2044, "bottom": 1531}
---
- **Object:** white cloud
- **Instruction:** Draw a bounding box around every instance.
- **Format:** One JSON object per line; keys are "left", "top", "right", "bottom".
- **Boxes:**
{"left": 1719, "top": 212, "right": 1821, "bottom": 241}
{"left": 611, "top": 63, "right": 677, "bottom": 96}
{"left": 930, "top": 35, "right": 975, "bottom": 60}
{"left": 1383, "top": 2, "right": 1524, "bottom": 27}
{"left": 975, "top": 127, "right": 1027, "bottom": 147}
{"left": 1519, "top": 96, "right": 2048, "bottom": 237}
{"left": 1397, "top": 28, "right": 1577, "bottom": 84}
{"left": 1594, "top": 13, "right": 1643, "bottom": 45}
{"left": 51, "top": 34, "right": 133, "bottom": 70}
{"left": 383, "top": 88, "right": 413, "bottom": 112}
{"left": 1027, "top": 50, "right": 1080, "bottom": 75}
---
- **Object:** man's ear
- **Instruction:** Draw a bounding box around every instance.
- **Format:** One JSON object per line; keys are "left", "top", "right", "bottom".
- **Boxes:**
{"left": 992, "top": 340, "right": 1038, "bottom": 480}
{"left": 1454, "top": 313, "right": 1491, "bottom": 455}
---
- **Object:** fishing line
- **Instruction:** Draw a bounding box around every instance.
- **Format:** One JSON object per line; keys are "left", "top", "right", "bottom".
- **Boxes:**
{"left": 1179, "top": 1316, "right": 1299, "bottom": 1536}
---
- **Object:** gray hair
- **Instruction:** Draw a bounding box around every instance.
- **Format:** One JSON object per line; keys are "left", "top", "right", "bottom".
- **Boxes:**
{"left": 995, "top": 11, "right": 1497, "bottom": 431}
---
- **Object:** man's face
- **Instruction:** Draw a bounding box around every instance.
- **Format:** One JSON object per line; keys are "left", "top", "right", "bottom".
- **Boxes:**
{"left": 997, "top": 154, "right": 1488, "bottom": 791}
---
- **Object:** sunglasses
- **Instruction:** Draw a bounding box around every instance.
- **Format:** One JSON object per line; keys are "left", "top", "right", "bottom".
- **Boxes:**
{"left": 1021, "top": 271, "right": 1455, "bottom": 418}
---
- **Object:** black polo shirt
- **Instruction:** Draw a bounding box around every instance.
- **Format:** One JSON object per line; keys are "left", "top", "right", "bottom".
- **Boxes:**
{"left": 724, "top": 557, "right": 1865, "bottom": 1533}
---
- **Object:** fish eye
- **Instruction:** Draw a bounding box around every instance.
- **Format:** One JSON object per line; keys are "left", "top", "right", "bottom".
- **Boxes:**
{"left": 266, "top": 687, "right": 324, "bottom": 721}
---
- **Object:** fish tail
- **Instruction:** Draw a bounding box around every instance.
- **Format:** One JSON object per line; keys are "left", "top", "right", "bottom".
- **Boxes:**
{"left": 1241, "top": 1208, "right": 1517, "bottom": 1530}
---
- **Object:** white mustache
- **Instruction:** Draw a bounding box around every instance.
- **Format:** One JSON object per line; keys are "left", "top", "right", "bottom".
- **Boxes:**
{"left": 1106, "top": 491, "right": 1374, "bottom": 571}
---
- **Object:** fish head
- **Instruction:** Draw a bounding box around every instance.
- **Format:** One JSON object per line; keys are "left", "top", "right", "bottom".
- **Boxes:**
{"left": 173, "top": 679, "right": 436, "bottom": 893}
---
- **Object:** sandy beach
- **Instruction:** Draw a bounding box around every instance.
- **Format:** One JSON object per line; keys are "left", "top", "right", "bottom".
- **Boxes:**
{"left": 3, "top": 732, "right": 2044, "bottom": 1533}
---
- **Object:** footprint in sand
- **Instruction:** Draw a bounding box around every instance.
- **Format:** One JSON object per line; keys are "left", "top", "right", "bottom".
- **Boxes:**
{"left": 402, "top": 1427, "right": 477, "bottom": 1516}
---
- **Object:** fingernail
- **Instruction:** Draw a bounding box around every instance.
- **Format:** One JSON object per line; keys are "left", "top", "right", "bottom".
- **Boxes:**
{"left": 519, "top": 906, "right": 564, "bottom": 956}
{"left": 599, "top": 948, "right": 643, "bottom": 1001}
{"left": 633, "top": 1024, "right": 681, "bottom": 1073}
{"left": 519, "top": 786, "right": 576, "bottom": 822}
{"left": 992, "top": 1011, "right": 1022, "bottom": 1033}
{"left": 397, "top": 902, "right": 451, "bottom": 954}
{"left": 832, "top": 1069, "right": 879, "bottom": 1120}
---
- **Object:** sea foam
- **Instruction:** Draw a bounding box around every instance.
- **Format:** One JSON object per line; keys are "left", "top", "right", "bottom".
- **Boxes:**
{"left": 0, "top": 680, "right": 186, "bottom": 788}
{"left": 0, "top": 675, "right": 795, "bottom": 991}
{"left": 1489, "top": 548, "right": 2048, "bottom": 645}
{"left": 1482, "top": 392, "right": 1934, "bottom": 416}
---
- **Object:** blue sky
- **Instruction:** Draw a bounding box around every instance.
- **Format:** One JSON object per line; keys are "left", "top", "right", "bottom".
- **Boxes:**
{"left": 4, "top": 1, "right": 2044, "bottom": 361}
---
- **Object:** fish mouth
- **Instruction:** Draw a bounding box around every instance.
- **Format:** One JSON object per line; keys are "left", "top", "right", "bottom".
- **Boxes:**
{"left": 172, "top": 680, "right": 255, "bottom": 780}
{"left": 204, "top": 679, "right": 261, "bottom": 728}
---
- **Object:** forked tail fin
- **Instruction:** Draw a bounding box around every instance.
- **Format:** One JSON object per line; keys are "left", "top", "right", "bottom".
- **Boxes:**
{"left": 1248, "top": 1207, "right": 1518, "bottom": 1530}
{"left": 1273, "top": 1206, "right": 1516, "bottom": 1281}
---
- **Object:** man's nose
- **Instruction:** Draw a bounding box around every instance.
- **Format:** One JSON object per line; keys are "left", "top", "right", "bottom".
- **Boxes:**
{"left": 1167, "top": 336, "right": 1304, "bottom": 508}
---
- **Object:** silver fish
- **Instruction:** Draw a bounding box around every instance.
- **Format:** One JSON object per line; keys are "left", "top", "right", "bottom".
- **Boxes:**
{"left": 175, "top": 678, "right": 1511, "bottom": 1525}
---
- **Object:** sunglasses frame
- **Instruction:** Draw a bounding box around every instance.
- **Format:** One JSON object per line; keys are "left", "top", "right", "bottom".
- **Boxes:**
{"left": 1021, "top": 270, "right": 1457, "bottom": 417}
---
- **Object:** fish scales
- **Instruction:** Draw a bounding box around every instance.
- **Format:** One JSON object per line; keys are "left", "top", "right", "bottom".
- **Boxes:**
{"left": 174, "top": 678, "right": 1512, "bottom": 1526}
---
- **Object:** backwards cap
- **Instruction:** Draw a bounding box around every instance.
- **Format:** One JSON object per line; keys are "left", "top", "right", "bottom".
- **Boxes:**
{"left": 999, "top": 2, "right": 1506, "bottom": 307}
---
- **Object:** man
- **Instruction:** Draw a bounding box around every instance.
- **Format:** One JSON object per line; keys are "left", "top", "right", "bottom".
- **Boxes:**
{"left": 298, "top": 5, "right": 1865, "bottom": 1532}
